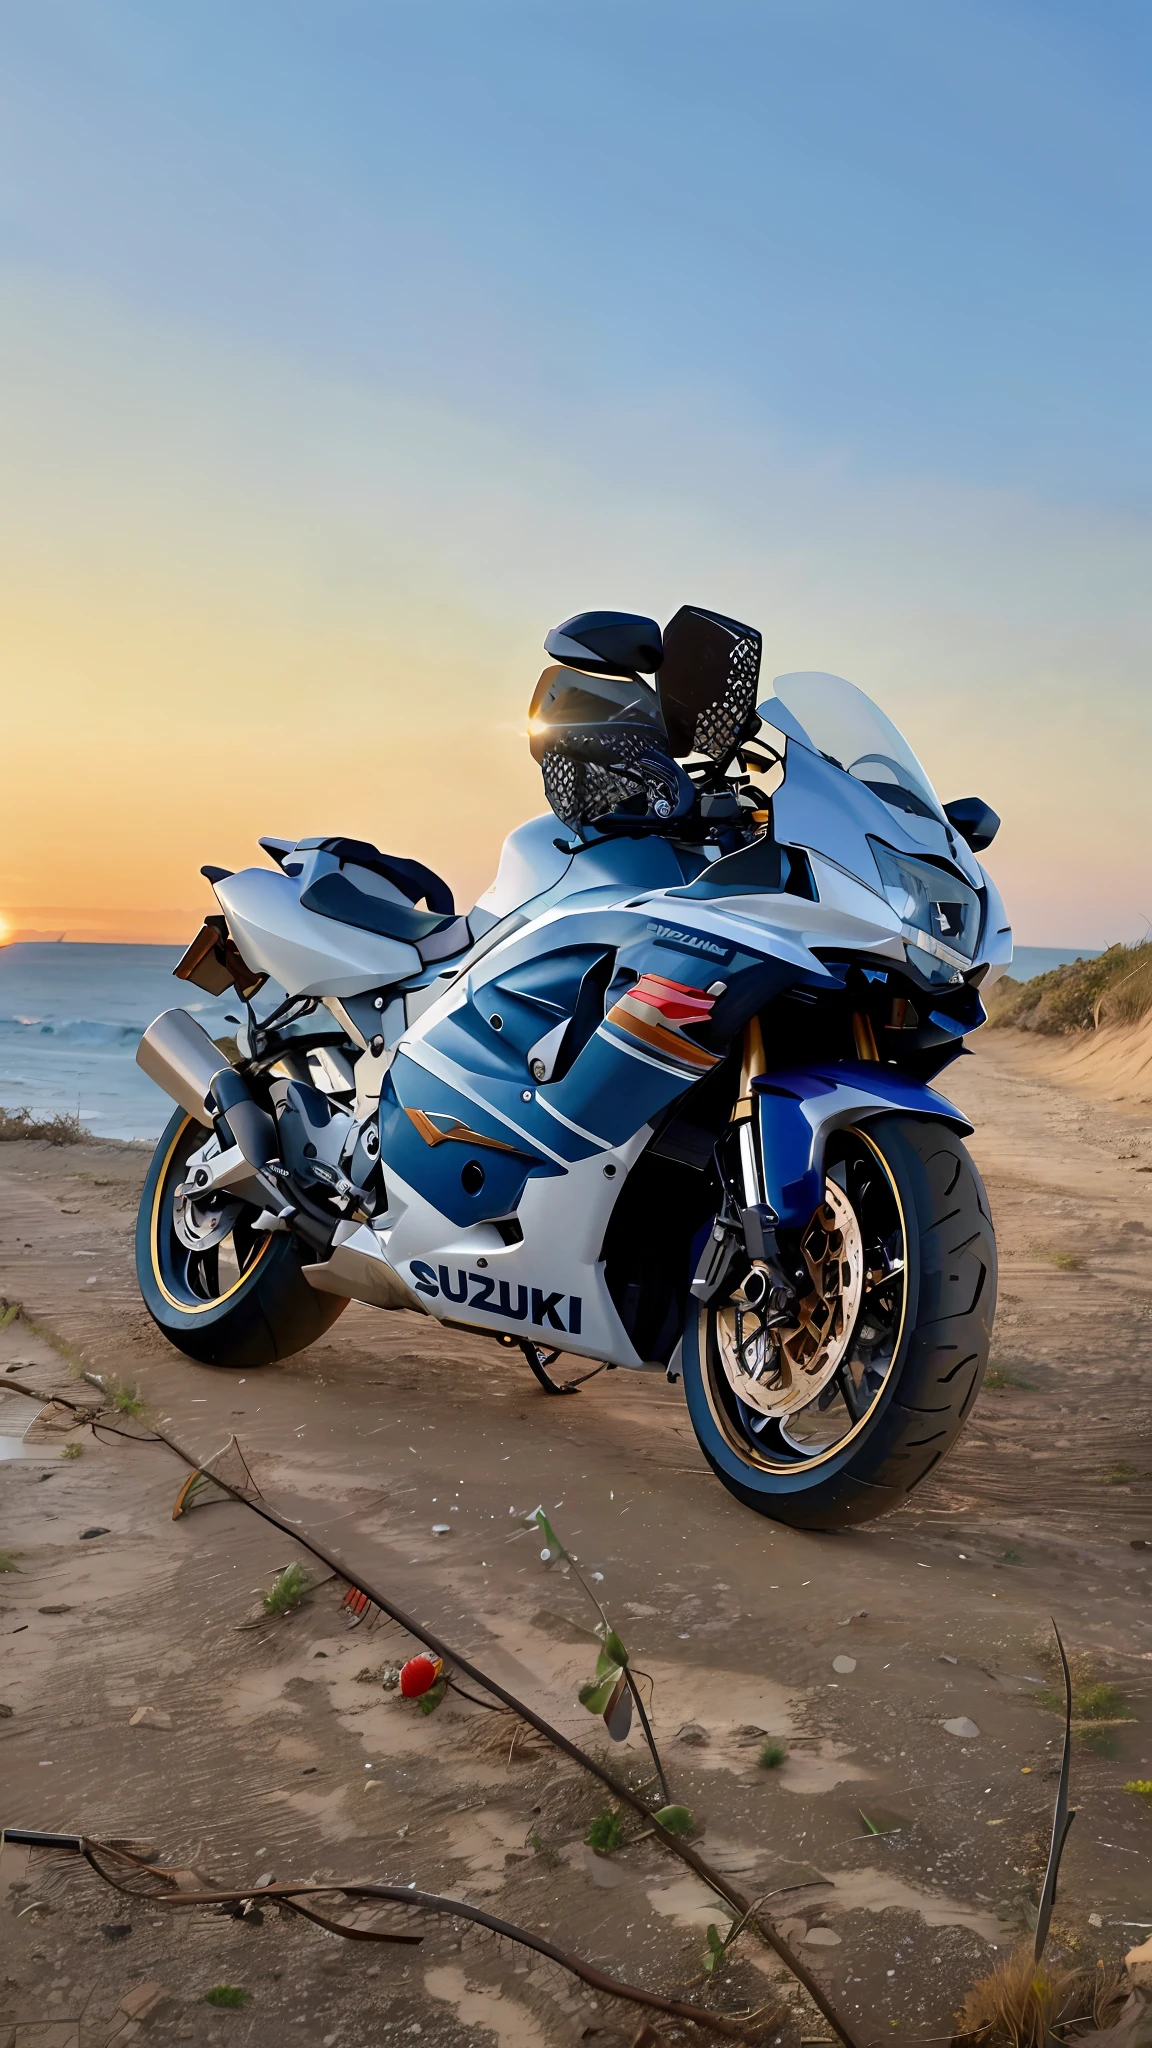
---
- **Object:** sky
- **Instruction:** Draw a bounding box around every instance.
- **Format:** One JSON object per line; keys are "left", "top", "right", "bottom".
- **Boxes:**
{"left": 0, "top": 1, "right": 1149, "bottom": 946}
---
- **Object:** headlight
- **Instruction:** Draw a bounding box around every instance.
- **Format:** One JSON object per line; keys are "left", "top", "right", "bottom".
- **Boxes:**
{"left": 869, "top": 840, "right": 982, "bottom": 966}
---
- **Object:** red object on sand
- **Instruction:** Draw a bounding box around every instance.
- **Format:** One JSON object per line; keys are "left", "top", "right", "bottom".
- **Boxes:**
{"left": 399, "top": 1653, "right": 442, "bottom": 1698}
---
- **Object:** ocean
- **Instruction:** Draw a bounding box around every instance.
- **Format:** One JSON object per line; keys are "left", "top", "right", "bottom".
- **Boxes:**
{"left": 0, "top": 943, "right": 240, "bottom": 1142}
{"left": 0, "top": 939, "right": 1105, "bottom": 1146}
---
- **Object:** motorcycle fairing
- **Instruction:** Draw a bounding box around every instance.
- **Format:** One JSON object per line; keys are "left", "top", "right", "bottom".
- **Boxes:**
{"left": 752, "top": 1063, "right": 973, "bottom": 1229}
{"left": 769, "top": 740, "right": 985, "bottom": 895}
{"left": 377, "top": 1056, "right": 563, "bottom": 1229}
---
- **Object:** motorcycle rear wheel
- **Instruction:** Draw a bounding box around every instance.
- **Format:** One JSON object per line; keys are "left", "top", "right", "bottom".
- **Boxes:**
{"left": 681, "top": 1115, "right": 995, "bottom": 1530}
{"left": 135, "top": 1109, "right": 348, "bottom": 1367}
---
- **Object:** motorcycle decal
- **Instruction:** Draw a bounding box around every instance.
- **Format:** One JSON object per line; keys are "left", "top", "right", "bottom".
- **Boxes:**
{"left": 645, "top": 919, "right": 733, "bottom": 964}
{"left": 403, "top": 1107, "right": 533, "bottom": 1156}
{"left": 603, "top": 972, "right": 721, "bottom": 1075}
{"left": 409, "top": 1260, "right": 583, "bottom": 1334}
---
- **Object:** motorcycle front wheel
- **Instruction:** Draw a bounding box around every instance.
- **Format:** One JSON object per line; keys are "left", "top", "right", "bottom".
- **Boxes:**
{"left": 135, "top": 1110, "right": 348, "bottom": 1368}
{"left": 681, "top": 1115, "right": 996, "bottom": 1530}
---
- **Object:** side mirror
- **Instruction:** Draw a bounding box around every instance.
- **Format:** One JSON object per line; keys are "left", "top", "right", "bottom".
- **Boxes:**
{"left": 544, "top": 611, "right": 663, "bottom": 676}
{"left": 944, "top": 797, "right": 1000, "bottom": 853}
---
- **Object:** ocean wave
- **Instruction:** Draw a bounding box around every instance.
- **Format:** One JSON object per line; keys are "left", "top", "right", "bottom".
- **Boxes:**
{"left": 0, "top": 1015, "right": 141, "bottom": 1048}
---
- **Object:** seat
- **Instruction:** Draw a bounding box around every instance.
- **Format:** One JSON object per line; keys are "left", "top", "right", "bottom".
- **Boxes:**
{"left": 287, "top": 835, "right": 455, "bottom": 913}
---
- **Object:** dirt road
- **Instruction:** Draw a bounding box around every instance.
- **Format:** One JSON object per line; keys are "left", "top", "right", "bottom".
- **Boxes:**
{"left": 1, "top": 1033, "right": 1150, "bottom": 2048}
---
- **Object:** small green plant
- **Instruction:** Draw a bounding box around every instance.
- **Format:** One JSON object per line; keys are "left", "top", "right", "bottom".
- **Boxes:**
{"left": 1103, "top": 1462, "right": 1139, "bottom": 1486}
{"left": 97, "top": 1376, "right": 145, "bottom": 1418}
{"left": 984, "top": 1366, "right": 1034, "bottom": 1391}
{"left": 1049, "top": 1251, "right": 1081, "bottom": 1271}
{"left": 61, "top": 1441, "right": 83, "bottom": 1459}
{"left": 585, "top": 1809, "right": 627, "bottom": 1853}
{"left": 702, "top": 1901, "right": 752, "bottom": 1977}
{"left": 526, "top": 1504, "right": 670, "bottom": 1802}
{"left": 1074, "top": 1680, "right": 1126, "bottom": 1720}
{"left": 1125, "top": 1779, "right": 1152, "bottom": 1803}
{"left": 263, "top": 1562, "right": 313, "bottom": 1615}
{"left": 528, "top": 1831, "right": 561, "bottom": 1868}
{"left": 1002, "top": 1546, "right": 1022, "bottom": 1564}
{"left": 758, "top": 1740, "right": 787, "bottom": 1770}
{"left": 204, "top": 1985, "right": 251, "bottom": 2008}
{"left": 0, "top": 1549, "right": 20, "bottom": 1572}
{"left": 653, "top": 1803, "right": 695, "bottom": 1837}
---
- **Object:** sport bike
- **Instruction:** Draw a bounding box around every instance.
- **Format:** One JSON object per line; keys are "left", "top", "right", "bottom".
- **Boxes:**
{"left": 136, "top": 606, "right": 1009, "bottom": 1527}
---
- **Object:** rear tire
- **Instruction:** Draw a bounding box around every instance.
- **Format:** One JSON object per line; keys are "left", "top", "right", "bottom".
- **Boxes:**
{"left": 682, "top": 1115, "right": 996, "bottom": 1529}
{"left": 135, "top": 1110, "right": 348, "bottom": 1368}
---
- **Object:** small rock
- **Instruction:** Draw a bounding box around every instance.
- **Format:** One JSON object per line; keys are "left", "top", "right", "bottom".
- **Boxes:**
{"left": 0, "top": 1704, "right": 13, "bottom": 1718}
{"left": 1089, "top": 1913, "right": 1103, "bottom": 1929}
{"left": 803, "top": 1927, "right": 842, "bottom": 1947}
{"left": 676, "top": 1722, "right": 710, "bottom": 1747}
{"left": 313, "top": 1650, "right": 328, "bottom": 1658}
{"left": 38, "top": 1605, "right": 72, "bottom": 1615}
{"left": 85, "top": 1275, "right": 98, "bottom": 1286}
{"left": 939, "top": 1654, "right": 958, "bottom": 1665}
{"left": 832, "top": 1655, "right": 856, "bottom": 1675}
{"left": 101, "top": 1924, "right": 133, "bottom": 1941}
{"left": 80, "top": 1527, "right": 109, "bottom": 1540}
{"left": 1132, "top": 1539, "right": 1151, "bottom": 1551}
{"left": 942, "top": 1716, "right": 981, "bottom": 1739}
{"left": 432, "top": 1524, "right": 451, "bottom": 1535}
{"left": 120, "top": 1980, "right": 169, "bottom": 2022}
{"left": 129, "top": 1706, "right": 172, "bottom": 1729}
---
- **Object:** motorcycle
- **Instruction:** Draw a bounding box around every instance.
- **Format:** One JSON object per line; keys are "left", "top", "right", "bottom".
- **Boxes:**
{"left": 135, "top": 605, "right": 1008, "bottom": 1528}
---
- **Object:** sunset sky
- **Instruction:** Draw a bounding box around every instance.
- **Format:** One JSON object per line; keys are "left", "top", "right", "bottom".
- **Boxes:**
{"left": 1, "top": 2, "right": 1150, "bottom": 947}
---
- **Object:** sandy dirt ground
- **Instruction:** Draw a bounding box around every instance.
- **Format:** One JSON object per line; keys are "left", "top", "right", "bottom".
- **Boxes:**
{"left": 1, "top": 1031, "right": 1150, "bottom": 2048}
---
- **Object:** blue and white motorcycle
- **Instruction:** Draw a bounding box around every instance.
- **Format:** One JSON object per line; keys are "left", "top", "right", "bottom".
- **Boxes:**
{"left": 135, "top": 606, "right": 1008, "bottom": 1527}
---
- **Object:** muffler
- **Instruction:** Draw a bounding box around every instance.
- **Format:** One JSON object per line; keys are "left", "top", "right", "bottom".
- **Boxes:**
{"left": 137, "top": 1008, "right": 234, "bottom": 1126}
{"left": 137, "top": 1008, "right": 280, "bottom": 1165}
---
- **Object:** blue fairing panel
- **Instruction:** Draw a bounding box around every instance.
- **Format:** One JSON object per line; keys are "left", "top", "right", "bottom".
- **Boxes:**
{"left": 379, "top": 1059, "right": 564, "bottom": 1225}
{"left": 753, "top": 1062, "right": 972, "bottom": 1228}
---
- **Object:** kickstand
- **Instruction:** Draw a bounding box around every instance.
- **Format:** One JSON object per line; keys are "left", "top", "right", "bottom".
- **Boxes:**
{"left": 519, "top": 1341, "right": 578, "bottom": 1395}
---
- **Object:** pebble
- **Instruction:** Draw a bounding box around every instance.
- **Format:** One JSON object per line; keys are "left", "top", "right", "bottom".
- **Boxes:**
{"left": 803, "top": 1927, "right": 842, "bottom": 1947}
{"left": 832, "top": 1655, "right": 856, "bottom": 1675}
{"left": 129, "top": 1706, "right": 172, "bottom": 1729}
{"left": 80, "top": 1528, "right": 109, "bottom": 1540}
{"left": 676, "top": 1722, "right": 710, "bottom": 1747}
{"left": 942, "top": 1716, "right": 980, "bottom": 1739}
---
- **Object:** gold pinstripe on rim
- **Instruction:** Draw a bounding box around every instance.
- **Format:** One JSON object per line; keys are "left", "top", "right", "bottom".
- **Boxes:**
{"left": 149, "top": 1115, "right": 272, "bottom": 1314}
{"left": 701, "top": 1125, "right": 909, "bottom": 1474}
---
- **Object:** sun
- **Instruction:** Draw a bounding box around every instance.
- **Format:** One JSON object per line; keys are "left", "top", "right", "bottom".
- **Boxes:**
{"left": 0, "top": 912, "right": 9, "bottom": 946}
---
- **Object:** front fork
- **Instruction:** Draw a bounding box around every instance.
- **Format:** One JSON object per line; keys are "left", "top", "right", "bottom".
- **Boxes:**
{"left": 690, "top": 1019, "right": 804, "bottom": 1318}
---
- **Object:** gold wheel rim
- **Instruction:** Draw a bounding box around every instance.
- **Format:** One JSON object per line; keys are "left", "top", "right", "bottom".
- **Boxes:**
{"left": 702, "top": 1126, "right": 908, "bottom": 1473}
{"left": 150, "top": 1115, "right": 272, "bottom": 1314}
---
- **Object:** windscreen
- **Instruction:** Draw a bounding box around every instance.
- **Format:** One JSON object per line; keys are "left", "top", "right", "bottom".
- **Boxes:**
{"left": 762, "top": 672, "right": 947, "bottom": 831}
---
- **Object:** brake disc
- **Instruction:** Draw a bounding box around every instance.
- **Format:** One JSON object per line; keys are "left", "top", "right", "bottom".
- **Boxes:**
{"left": 173, "top": 1181, "right": 245, "bottom": 1254}
{"left": 714, "top": 1178, "right": 864, "bottom": 1419}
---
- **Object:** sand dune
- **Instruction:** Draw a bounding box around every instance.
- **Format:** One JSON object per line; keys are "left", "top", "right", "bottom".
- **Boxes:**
{"left": 987, "top": 1010, "right": 1152, "bottom": 1114}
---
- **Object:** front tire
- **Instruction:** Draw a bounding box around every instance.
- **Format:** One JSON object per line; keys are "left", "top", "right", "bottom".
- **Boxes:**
{"left": 135, "top": 1110, "right": 348, "bottom": 1368}
{"left": 682, "top": 1115, "right": 996, "bottom": 1529}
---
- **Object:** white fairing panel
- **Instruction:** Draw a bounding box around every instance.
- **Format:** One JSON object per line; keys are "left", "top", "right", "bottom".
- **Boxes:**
{"left": 472, "top": 815, "right": 572, "bottom": 922}
{"left": 373, "top": 1134, "right": 654, "bottom": 1368}
{"left": 215, "top": 868, "right": 421, "bottom": 998}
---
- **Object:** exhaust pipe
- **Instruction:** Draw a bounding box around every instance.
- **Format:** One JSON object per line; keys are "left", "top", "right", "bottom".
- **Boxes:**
{"left": 137, "top": 1008, "right": 280, "bottom": 1166}
{"left": 137, "top": 1008, "right": 233, "bottom": 1125}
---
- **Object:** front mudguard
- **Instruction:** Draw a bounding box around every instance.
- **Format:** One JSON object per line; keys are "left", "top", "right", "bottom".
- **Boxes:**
{"left": 753, "top": 1060, "right": 972, "bottom": 1227}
